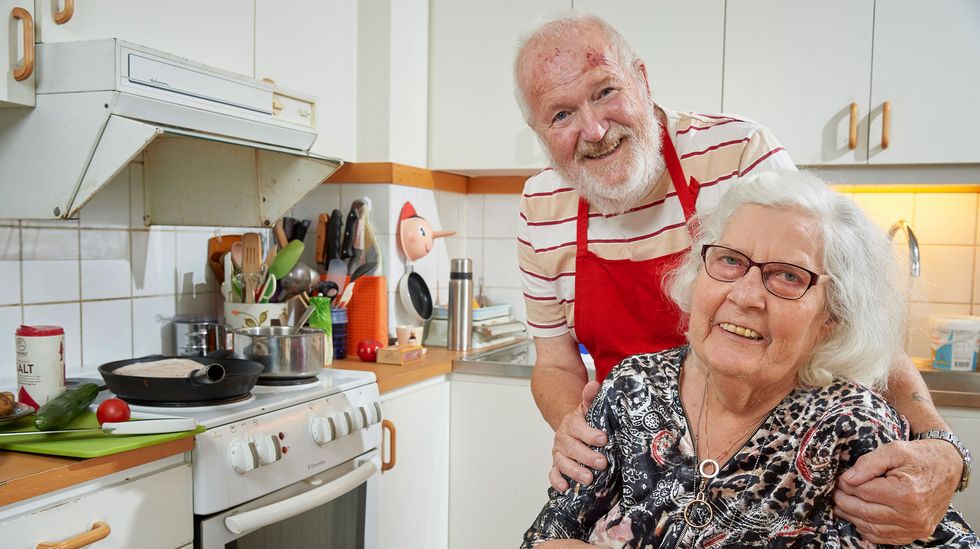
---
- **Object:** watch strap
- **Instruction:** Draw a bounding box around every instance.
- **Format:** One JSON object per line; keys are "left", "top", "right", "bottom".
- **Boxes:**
{"left": 913, "top": 429, "right": 971, "bottom": 493}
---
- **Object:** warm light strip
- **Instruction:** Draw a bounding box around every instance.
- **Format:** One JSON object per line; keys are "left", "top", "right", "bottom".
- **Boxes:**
{"left": 832, "top": 184, "right": 980, "bottom": 194}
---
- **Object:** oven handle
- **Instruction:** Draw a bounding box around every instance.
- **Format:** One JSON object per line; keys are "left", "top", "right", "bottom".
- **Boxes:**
{"left": 224, "top": 459, "right": 378, "bottom": 535}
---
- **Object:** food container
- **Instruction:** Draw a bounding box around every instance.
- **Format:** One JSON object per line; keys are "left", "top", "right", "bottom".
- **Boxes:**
{"left": 15, "top": 325, "right": 65, "bottom": 409}
{"left": 232, "top": 326, "right": 325, "bottom": 378}
{"left": 172, "top": 315, "right": 227, "bottom": 357}
{"left": 930, "top": 315, "right": 980, "bottom": 371}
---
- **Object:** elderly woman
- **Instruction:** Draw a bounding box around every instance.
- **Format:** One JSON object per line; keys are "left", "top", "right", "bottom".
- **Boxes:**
{"left": 522, "top": 171, "right": 977, "bottom": 548}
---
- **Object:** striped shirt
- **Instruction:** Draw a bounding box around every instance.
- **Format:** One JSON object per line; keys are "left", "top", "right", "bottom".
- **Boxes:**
{"left": 518, "top": 108, "right": 795, "bottom": 339}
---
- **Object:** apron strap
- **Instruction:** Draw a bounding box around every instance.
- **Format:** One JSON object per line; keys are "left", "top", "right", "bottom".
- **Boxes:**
{"left": 576, "top": 198, "right": 590, "bottom": 256}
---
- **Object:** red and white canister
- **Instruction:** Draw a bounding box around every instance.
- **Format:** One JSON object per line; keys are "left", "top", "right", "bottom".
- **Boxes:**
{"left": 15, "top": 325, "right": 66, "bottom": 410}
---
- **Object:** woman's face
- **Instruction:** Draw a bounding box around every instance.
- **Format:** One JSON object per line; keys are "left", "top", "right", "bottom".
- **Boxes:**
{"left": 687, "top": 205, "right": 834, "bottom": 386}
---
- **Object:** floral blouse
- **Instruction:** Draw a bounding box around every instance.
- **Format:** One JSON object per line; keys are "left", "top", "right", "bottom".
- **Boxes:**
{"left": 522, "top": 347, "right": 979, "bottom": 548}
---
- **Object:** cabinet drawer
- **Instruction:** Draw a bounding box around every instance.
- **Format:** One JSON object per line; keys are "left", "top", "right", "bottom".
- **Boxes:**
{"left": 2, "top": 463, "right": 193, "bottom": 549}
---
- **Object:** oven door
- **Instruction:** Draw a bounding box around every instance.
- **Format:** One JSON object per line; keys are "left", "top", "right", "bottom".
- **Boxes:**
{"left": 196, "top": 450, "right": 380, "bottom": 549}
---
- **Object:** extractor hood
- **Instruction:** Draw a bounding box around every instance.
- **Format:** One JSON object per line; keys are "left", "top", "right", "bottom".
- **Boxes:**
{"left": 0, "top": 39, "right": 342, "bottom": 226}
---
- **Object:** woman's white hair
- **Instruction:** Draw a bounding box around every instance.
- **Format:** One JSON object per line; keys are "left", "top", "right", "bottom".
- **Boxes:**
{"left": 666, "top": 170, "right": 906, "bottom": 390}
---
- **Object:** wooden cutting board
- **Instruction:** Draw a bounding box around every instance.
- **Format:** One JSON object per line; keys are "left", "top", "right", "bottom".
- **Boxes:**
{"left": 0, "top": 412, "right": 204, "bottom": 459}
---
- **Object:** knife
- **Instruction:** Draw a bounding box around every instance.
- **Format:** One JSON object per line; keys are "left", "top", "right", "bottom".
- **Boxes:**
{"left": 0, "top": 417, "right": 198, "bottom": 436}
{"left": 340, "top": 204, "right": 359, "bottom": 259}
{"left": 293, "top": 219, "right": 312, "bottom": 243}
{"left": 326, "top": 209, "right": 343, "bottom": 261}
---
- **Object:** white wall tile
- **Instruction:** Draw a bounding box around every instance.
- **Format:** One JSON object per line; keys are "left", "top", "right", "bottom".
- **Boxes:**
{"left": 484, "top": 288, "right": 527, "bottom": 323}
{"left": 79, "top": 167, "right": 130, "bottom": 228}
{"left": 176, "top": 231, "right": 218, "bottom": 296}
{"left": 916, "top": 245, "right": 974, "bottom": 304}
{"left": 464, "top": 194, "right": 485, "bottom": 239}
{"left": 913, "top": 193, "right": 976, "bottom": 246}
{"left": 0, "top": 306, "right": 22, "bottom": 387}
{"left": 483, "top": 239, "right": 521, "bottom": 289}
{"left": 23, "top": 302, "right": 81, "bottom": 370}
{"left": 82, "top": 300, "right": 132, "bottom": 370}
{"left": 483, "top": 194, "right": 522, "bottom": 238}
{"left": 853, "top": 193, "right": 915, "bottom": 233}
{"left": 0, "top": 227, "right": 20, "bottom": 306}
{"left": 132, "top": 296, "right": 176, "bottom": 356}
{"left": 463, "top": 239, "right": 485, "bottom": 283}
{"left": 21, "top": 227, "right": 80, "bottom": 304}
{"left": 176, "top": 292, "right": 221, "bottom": 320}
{"left": 80, "top": 230, "right": 131, "bottom": 300}
{"left": 130, "top": 162, "right": 145, "bottom": 228}
{"left": 131, "top": 229, "right": 176, "bottom": 296}
{"left": 21, "top": 227, "right": 79, "bottom": 261}
{"left": 434, "top": 190, "right": 461, "bottom": 235}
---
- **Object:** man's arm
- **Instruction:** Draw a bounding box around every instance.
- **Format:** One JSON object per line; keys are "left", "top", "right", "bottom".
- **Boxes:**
{"left": 834, "top": 352, "right": 962, "bottom": 544}
{"left": 531, "top": 334, "right": 608, "bottom": 491}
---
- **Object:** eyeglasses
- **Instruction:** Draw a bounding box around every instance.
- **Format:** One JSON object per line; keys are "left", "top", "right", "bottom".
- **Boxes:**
{"left": 700, "top": 244, "right": 824, "bottom": 300}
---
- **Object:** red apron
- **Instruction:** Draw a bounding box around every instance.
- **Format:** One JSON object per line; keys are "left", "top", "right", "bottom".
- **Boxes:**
{"left": 574, "top": 125, "right": 700, "bottom": 381}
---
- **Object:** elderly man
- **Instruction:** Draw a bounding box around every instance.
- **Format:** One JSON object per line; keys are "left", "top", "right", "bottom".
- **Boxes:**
{"left": 515, "top": 14, "right": 969, "bottom": 545}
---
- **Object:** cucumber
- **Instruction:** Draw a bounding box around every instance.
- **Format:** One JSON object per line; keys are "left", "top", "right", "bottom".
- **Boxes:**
{"left": 34, "top": 383, "right": 100, "bottom": 431}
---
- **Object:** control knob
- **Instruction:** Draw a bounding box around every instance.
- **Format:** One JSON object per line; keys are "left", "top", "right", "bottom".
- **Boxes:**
{"left": 253, "top": 432, "right": 283, "bottom": 464}
{"left": 229, "top": 438, "right": 259, "bottom": 474}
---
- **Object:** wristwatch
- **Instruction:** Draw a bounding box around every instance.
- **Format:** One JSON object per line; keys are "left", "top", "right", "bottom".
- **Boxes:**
{"left": 913, "top": 429, "right": 972, "bottom": 492}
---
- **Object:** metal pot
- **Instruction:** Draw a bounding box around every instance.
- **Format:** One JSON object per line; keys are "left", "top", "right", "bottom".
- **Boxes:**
{"left": 172, "top": 315, "right": 227, "bottom": 357}
{"left": 232, "top": 326, "right": 325, "bottom": 378}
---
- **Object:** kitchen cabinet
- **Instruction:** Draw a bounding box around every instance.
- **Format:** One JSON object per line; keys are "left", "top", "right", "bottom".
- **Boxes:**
{"left": 32, "top": 0, "right": 254, "bottom": 76}
{"left": 378, "top": 377, "right": 450, "bottom": 549}
{"left": 1, "top": 0, "right": 34, "bottom": 107}
{"left": 255, "top": 0, "right": 357, "bottom": 161}
{"left": 448, "top": 374, "right": 554, "bottom": 549}
{"left": 0, "top": 456, "right": 192, "bottom": 548}
{"left": 724, "top": 0, "right": 980, "bottom": 165}
{"left": 938, "top": 405, "right": 980, "bottom": 528}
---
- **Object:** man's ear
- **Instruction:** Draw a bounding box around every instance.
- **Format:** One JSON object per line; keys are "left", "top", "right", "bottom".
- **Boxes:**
{"left": 634, "top": 59, "right": 650, "bottom": 94}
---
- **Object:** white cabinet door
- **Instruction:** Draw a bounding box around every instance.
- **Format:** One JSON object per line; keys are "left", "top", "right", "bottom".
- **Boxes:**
{"left": 428, "top": 0, "right": 568, "bottom": 172}
{"left": 574, "top": 0, "right": 725, "bottom": 114}
{"left": 255, "top": 0, "right": 356, "bottom": 161}
{"left": 723, "top": 0, "right": 874, "bottom": 165}
{"left": 379, "top": 379, "right": 450, "bottom": 549}
{"left": 1, "top": 0, "right": 34, "bottom": 107}
{"left": 32, "top": 0, "right": 254, "bottom": 76}
{"left": 449, "top": 376, "right": 554, "bottom": 549}
{"left": 869, "top": 0, "right": 980, "bottom": 164}
{"left": 938, "top": 406, "right": 980, "bottom": 528}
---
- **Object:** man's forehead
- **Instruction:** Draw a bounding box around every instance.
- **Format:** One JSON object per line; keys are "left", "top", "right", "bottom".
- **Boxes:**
{"left": 524, "top": 41, "right": 625, "bottom": 102}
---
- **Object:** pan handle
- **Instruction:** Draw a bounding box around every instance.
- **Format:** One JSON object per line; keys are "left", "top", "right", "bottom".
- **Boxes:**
{"left": 188, "top": 363, "right": 226, "bottom": 385}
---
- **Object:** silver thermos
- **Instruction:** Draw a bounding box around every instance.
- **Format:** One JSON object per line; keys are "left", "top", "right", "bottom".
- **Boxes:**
{"left": 447, "top": 258, "right": 473, "bottom": 351}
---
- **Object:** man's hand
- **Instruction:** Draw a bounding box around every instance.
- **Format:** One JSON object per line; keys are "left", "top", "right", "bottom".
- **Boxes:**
{"left": 549, "top": 381, "right": 608, "bottom": 492}
{"left": 834, "top": 439, "right": 961, "bottom": 544}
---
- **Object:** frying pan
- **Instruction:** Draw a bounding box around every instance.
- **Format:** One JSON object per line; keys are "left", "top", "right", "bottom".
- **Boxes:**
{"left": 98, "top": 352, "right": 264, "bottom": 404}
{"left": 397, "top": 268, "right": 433, "bottom": 323}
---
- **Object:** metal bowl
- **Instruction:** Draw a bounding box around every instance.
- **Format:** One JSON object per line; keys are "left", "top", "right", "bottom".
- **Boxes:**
{"left": 232, "top": 326, "right": 325, "bottom": 378}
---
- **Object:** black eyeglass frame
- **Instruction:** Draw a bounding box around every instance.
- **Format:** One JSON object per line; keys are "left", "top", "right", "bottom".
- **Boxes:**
{"left": 699, "top": 244, "right": 824, "bottom": 300}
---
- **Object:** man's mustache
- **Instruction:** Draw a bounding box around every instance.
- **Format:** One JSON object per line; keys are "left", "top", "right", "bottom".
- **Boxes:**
{"left": 575, "top": 124, "right": 632, "bottom": 160}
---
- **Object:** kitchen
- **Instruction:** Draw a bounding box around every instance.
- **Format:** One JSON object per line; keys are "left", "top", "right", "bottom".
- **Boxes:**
{"left": 1, "top": 1, "right": 979, "bottom": 548}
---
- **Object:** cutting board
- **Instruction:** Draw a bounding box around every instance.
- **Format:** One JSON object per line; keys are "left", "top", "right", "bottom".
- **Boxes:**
{"left": 0, "top": 412, "right": 205, "bottom": 459}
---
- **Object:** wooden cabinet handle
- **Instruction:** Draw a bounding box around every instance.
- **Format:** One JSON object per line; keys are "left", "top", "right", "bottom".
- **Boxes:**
{"left": 54, "top": 0, "right": 74, "bottom": 24}
{"left": 11, "top": 7, "right": 34, "bottom": 81}
{"left": 381, "top": 419, "right": 397, "bottom": 472}
{"left": 36, "top": 521, "right": 111, "bottom": 549}
{"left": 881, "top": 101, "right": 891, "bottom": 150}
{"left": 848, "top": 102, "right": 858, "bottom": 150}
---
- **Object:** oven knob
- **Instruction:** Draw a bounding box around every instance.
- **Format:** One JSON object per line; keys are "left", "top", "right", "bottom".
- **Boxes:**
{"left": 229, "top": 440, "right": 259, "bottom": 474}
{"left": 346, "top": 408, "right": 365, "bottom": 431}
{"left": 334, "top": 411, "right": 352, "bottom": 437}
{"left": 370, "top": 401, "right": 383, "bottom": 425}
{"left": 357, "top": 405, "right": 375, "bottom": 427}
{"left": 254, "top": 433, "right": 283, "bottom": 465}
{"left": 310, "top": 415, "right": 336, "bottom": 446}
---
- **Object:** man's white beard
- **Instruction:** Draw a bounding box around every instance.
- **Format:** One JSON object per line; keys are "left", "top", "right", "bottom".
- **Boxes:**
{"left": 550, "top": 105, "right": 664, "bottom": 215}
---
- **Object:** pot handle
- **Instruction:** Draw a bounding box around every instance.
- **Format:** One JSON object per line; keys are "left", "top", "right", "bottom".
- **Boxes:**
{"left": 188, "top": 363, "right": 226, "bottom": 385}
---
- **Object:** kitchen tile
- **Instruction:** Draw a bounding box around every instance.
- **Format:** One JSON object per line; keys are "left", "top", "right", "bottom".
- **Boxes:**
{"left": 176, "top": 291, "right": 221, "bottom": 320}
{"left": 0, "top": 226, "right": 18, "bottom": 260}
{"left": 385, "top": 232, "right": 405, "bottom": 294}
{"left": 483, "top": 195, "right": 522, "bottom": 238}
{"left": 852, "top": 193, "right": 914, "bottom": 233}
{"left": 23, "top": 302, "right": 81, "bottom": 371}
{"left": 132, "top": 296, "right": 177, "bottom": 356}
{"left": 291, "top": 184, "right": 342, "bottom": 221}
{"left": 0, "top": 219, "right": 17, "bottom": 228}
{"left": 913, "top": 193, "right": 976, "bottom": 245}
{"left": 434, "top": 284, "right": 449, "bottom": 306}
{"left": 21, "top": 227, "right": 79, "bottom": 261}
{"left": 464, "top": 194, "right": 485, "bottom": 239}
{"left": 0, "top": 227, "right": 20, "bottom": 306}
{"left": 484, "top": 287, "right": 527, "bottom": 323}
{"left": 21, "top": 228, "right": 80, "bottom": 303}
{"left": 130, "top": 162, "right": 146, "bottom": 228}
{"left": 906, "top": 302, "right": 971, "bottom": 360}
{"left": 463, "top": 239, "right": 485, "bottom": 283}
{"left": 80, "top": 230, "right": 131, "bottom": 300}
{"left": 131, "top": 229, "right": 177, "bottom": 297}
{"left": 434, "top": 190, "right": 461, "bottom": 235}
{"left": 21, "top": 218, "right": 79, "bottom": 229}
{"left": 82, "top": 300, "right": 132, "bottom": 370}
{"left": 483, "top": 238, "right": 521, "bottom": 289}
{"left": 176, "top": 231, "right": 218, "bottom": 295}
{"left": 78, "top": 168, "right": 130, "bottom": 228}
{"left": 914, "top": 245, "right": 974, "bottom": 304}
{"left": 340, "top": 184, "right": 391, "bottom": 234}
{"left": 0, "top": 306, "right": 22, "bottom": 387}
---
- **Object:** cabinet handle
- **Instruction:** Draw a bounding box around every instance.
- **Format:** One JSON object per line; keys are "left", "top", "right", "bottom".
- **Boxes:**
{"left": 54, "top": 0, "right": 74, "bottom": 24}
{"left": 881, "top": 101, "right": 891, "bottom": 150}
{"left": 11, "top": 7, "right": 34, "bottom": 82}
{"left": 381, "top": 419, "right": 397, "bottom": 472}
{"left": 36, "top": 521, "right": 111, "bottom": 549}
{"left": 848, "top": 102, "right": 858, "bottom": 150}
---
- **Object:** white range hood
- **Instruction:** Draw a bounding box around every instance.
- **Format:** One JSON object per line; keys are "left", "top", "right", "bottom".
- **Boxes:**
{"left": 0, "top": 39, "right": 342, "bottom": 226}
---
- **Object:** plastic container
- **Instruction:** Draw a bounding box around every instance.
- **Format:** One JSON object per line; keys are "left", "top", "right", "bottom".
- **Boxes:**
{"left": 307, "top": 296, "right": 334, "bottom": 366}
{"left": 331, "top": 308, "right": 348, "bottom": 360}
{"left": 345, "top": 276, "right": 388, "bottom": 357}
{"left": 15, "top": 325, "right": 66, "bottom": 409}
{"left": 930, "top": 315, "right": 980, "bottom": 371}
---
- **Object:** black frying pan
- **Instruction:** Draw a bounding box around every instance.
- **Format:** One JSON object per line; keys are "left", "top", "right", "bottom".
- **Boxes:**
{"left": 397, "top": 271, "right": 433, "bottom": 322}
{"left": 98, "top": 352, "right": 264, "bottom": 405}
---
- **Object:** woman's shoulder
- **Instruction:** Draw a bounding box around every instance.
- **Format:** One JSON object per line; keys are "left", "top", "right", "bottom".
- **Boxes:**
{"left": 610, "top": 347, "right": 685, "bottom": 382}
{"left": 794, "top": 377, "right": 909, "bottom": 440}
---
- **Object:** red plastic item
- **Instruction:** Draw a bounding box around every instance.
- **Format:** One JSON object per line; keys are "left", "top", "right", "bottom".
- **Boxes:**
{"left": 16, "top": 325, "right": 64, "bottom": 336}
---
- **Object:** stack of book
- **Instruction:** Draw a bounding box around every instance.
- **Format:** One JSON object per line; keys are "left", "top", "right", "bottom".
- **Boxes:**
{"left": 426, "top": 304, "right": 527, "bottom": 349}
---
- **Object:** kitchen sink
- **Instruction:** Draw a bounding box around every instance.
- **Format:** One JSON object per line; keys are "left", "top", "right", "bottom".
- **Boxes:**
{"left": 918, "top": 369, "right": 980, "bottom": 409}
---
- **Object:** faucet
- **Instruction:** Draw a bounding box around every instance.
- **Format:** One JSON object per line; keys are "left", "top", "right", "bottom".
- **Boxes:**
{"left": 888, "top": 220, "right": 921, "bottom": 277}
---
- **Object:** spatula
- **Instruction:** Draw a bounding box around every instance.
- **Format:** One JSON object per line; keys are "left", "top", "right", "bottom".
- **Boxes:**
{"left": 242, "top": 232, "right": 263, "bottom": 304}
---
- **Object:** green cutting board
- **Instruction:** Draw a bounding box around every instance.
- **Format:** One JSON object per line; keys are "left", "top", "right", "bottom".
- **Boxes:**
{"left": 0, "top": 412, "right": 205, "bottom": 458}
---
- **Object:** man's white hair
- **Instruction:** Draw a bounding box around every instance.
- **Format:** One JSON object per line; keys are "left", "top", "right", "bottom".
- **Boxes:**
{"left": 666, "top": 170, "right": 906, "bottom": 390}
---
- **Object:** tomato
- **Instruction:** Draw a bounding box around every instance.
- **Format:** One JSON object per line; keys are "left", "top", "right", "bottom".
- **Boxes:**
{"left": 356, "top": 339, "right": 385, "bottom": 362}
{"left": 96, "top": 398, "right": 131, "bottom": 425}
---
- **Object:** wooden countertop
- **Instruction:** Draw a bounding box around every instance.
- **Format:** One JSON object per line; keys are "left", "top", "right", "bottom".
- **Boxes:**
{"left": 0, "top": 436, "right": 193, "bottom": 508}
{"left": 332, "top": 347, "right": 464, "bottom": 394}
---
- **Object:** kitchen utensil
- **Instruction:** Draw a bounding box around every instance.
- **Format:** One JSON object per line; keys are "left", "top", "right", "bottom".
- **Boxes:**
{"left": 341, "top": 200, "right": 362, "bottom": 260}
{"left": 0, "top": 417, "right": 197, "bottom": 437}
{"left": 318, "top": 280, "right": 339, "bottom": 299}
{"left": 326, "top": 208, "right": 343, "bottom": 261}
{"left": 349, "top": 261, "right": 378, "bottom": 284}
{"left": 315, "top": 213, "right": 329, "bottom": 266}
{"left": 336, "top": 281, "right": 355, "bottom": 309}
{"left": 396, "top": 267, "right": 433, "bottom": 323}
{"left": 268, "top": 239, "right": 305, "bottom": 280}
{"left": 282, "top": 217, "right": 297, "bottom": 242}
{"left": 279, "top": 262, "right": 318, "bottom": 300}
{"left": 0, "top": 402, "right": 34, "bottom": 423}
{"left": 360, "top": 198, "right": 383, "bottom": 275}
{"left": 326, "top": 258, "right": 348, "bottom": 298}
{"left": 290, "top": 304, "right": 317, "bottom": 334}
{"left": 258, "top": 274, "right": 277, "bottom": 304}
{"left": 231, "top": 241, "right": 243, "bottom": 269}
{"left": 98, "top": 353, "right": 264, "bottom": 404}
{"left": 242, "top": 233, "right": 263, "bottom": 304}
{"left": 293, "top": 219, "right": 312, "bottom": 243}
{"left": 476, "top": 276, "right": 492, "bottom": 307}
{"left": 273, "top": 219, "right": 289, "bottom": 248}
{"left": 207, "top": 234, "right": 241, "bottom": 282}
{"left": 232, "top": 326, "right": 325, "bottom": 378}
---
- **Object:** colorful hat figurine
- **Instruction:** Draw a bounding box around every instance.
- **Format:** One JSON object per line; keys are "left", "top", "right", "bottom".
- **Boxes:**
{"left": 397, "top": 202, "right": 455, "bottom": 263}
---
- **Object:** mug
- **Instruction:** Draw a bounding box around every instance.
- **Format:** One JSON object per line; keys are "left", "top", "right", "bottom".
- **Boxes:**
{"left": 396, "top": 324, "right": 424, "bottom": 347}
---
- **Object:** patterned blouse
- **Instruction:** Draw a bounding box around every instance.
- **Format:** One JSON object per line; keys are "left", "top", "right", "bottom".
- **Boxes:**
{"left": 522, "top": 347, "right": 979, "bottom": 548}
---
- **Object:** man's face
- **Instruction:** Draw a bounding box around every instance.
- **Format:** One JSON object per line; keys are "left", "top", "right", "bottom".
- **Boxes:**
{"left": 522, "top": 39, "right": 663, "bottom": 214}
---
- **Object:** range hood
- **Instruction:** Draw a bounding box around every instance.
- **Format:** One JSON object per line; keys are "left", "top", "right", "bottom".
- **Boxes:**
{"left": 0, "top": 39, "right": 342, "bottom": 226}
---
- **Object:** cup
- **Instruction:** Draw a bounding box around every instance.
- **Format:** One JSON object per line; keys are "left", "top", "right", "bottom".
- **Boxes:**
{"left": 396, "top": 325, "right": 424, "bottom": 347}
{"left": 223, "top": 302, "right": 289, "bottom": 330}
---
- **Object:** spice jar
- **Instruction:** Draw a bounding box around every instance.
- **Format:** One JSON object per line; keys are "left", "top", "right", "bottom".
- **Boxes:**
{"left": 15, "top": 325, "right": 66, "bottom": 409}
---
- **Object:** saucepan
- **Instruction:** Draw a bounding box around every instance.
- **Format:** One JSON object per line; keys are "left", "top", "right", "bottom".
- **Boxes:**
{"left": 232, "top": 326, "right": 325, "bottom": 378}
{"left": 98, "top": 352, "right": 264, "bottom": 405}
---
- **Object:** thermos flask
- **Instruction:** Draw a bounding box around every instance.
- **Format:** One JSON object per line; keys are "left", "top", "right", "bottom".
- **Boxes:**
{"left": 448, "top": 258, "right": 473, "bottom": 351}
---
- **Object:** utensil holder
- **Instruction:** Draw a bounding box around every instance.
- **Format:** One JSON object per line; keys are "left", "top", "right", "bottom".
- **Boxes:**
{"left": 346, "top": 276, "right": 389, "bottom": 356}
{"left": 223, "top": 302, "right": 289, "bottom": 330}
